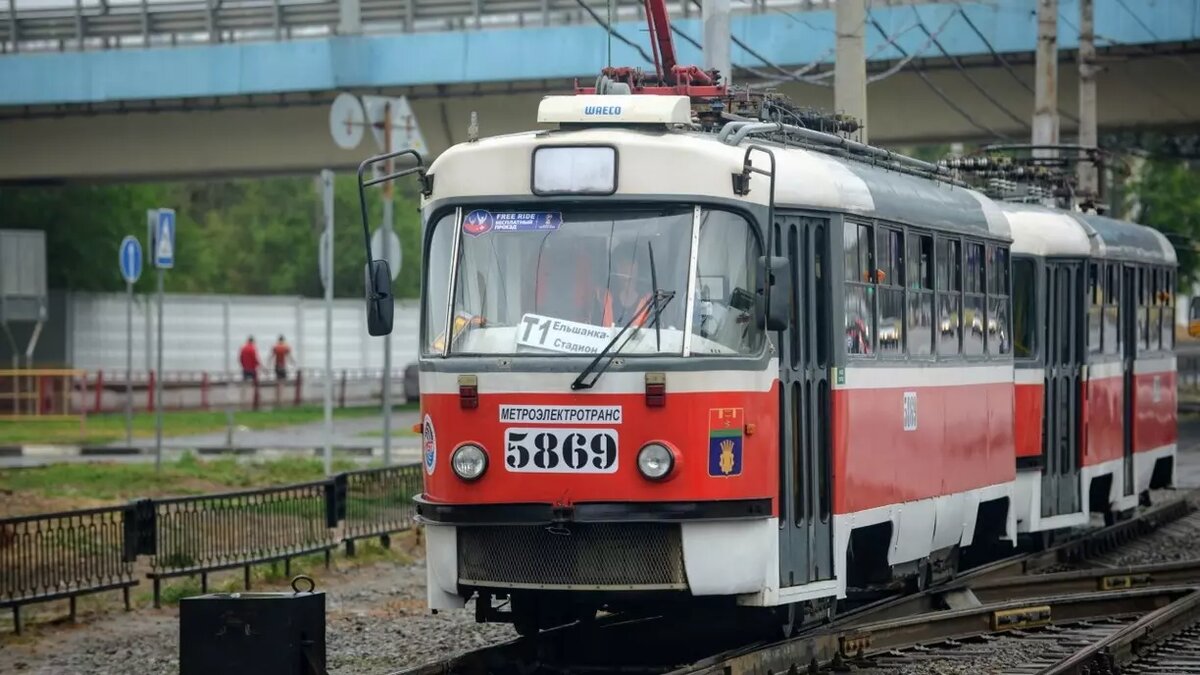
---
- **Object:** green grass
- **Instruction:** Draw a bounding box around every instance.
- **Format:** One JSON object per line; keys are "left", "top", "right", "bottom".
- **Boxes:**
{"left": 0, "top": 452, "right": 372, "bottom": 503}
{"left": 143, "top": 539, "right": 411, "bottom": 607}
{"left": 0, "top": 403, "right": 417, "bottom": 446}
{"left": 355, "top": 428, "right": 420, "bottom": 439}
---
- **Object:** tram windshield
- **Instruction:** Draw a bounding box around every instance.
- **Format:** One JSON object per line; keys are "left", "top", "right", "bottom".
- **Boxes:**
{"left": 423, "top": 206, "right": 764, "bottom": 357}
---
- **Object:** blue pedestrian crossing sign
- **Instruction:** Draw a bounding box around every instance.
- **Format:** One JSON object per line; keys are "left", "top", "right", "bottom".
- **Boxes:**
{"left": 154, "top": 208, "right": 175, "bottom": 269}
{"left": 119, "top": 236, "right": 142, "bottom": 284}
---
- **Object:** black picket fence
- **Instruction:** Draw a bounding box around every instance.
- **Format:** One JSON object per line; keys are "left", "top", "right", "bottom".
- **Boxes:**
{"left": 0, "top": 464, "right": 422, "bottom": 633}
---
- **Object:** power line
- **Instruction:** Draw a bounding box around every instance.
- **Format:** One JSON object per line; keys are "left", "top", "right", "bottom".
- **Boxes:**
{"left": 953, "top": 0, "right": 1079, "bottom": 125}
{"left": 865, "top": 8, "right": 955, "bottom": 84}
{"left": 1058, "top": 9, "right": 1193, "bottom": 120}
{"left": 570, "top": 0, "right": 656, "bottom": 66}
{"left": 910, "top": 6, "right": 1029, "bottom": 130}
{"left": 867, "top": 13, "right": 1009, "bottom": 141}
{"left": 1110, "top": 0, "right": 1200, "bottom": 78}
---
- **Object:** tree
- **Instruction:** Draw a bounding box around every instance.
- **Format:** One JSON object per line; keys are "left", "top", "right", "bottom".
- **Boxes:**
{"left": 1126, "top": 159, "right": 1200, "bottom": 288}
{"left": 0, "top": 175, "right": 423, "bottom": 299}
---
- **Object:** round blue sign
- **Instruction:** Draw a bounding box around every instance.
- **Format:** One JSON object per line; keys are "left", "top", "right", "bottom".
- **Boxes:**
{"left": 119, "top": 235, "right": 143, "bottom": 284}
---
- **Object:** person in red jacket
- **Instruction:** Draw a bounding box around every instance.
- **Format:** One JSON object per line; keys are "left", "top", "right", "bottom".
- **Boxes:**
{"left": 239, "top": 336, "right": 260, "bottom": 382}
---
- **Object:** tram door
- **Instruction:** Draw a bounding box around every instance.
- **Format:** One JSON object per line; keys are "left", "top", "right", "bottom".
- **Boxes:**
{"left": 1042, "top": 261, "right": 1083, "bottom": 517}
{"left": 1121, "top": 266, "right": 1137, "bottom": 496}
{"left": 776, "top": 214, "right": 834, "bottom": 587}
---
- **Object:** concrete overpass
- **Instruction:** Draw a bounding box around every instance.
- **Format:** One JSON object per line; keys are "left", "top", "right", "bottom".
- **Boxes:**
{"left": 1, "top": 0, "right": 1199, "bottom": 182}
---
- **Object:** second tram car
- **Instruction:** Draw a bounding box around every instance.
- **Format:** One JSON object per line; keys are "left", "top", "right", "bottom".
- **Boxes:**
{"left": 357, "top": 94, "right": 1177, "bottom": 636}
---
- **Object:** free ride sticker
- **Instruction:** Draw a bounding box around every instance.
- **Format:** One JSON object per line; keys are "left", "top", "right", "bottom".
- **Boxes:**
{"left": 516, "top": 313, "right": 614, "bottom": 354}
{"left": 504, "top": 428, "right": 618, "bottom": 473}
{"left": 462, "top": 210, "right": 562, "bottom": 236}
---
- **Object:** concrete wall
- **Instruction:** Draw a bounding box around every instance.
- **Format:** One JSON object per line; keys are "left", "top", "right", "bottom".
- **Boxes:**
{"left": 0, "top": 290, "right": 420, "bottom": 373}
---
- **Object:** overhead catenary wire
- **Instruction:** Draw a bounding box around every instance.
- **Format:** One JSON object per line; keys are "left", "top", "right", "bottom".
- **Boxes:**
{"left": 864, "top": 7, "right": 957, "bottom": 84}
{"left": 952, "top": 0, "right": 1080, "bottom": 124}
{"left": 1112, "top": 0, "right": 1200, "bottom": 78}
{"left": 910, "top": 6, "right": 1030, "bottom": 130}
{"left": 571, "top": 0, "right": 656, "bottom": 66}
{"left": 1058, "top": 8, "right": 1193, "bottom": 119}
{"left": 866, "top": 13, "right": 1009, "bottom": 141}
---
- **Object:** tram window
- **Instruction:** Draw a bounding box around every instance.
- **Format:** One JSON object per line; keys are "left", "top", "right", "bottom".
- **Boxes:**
{"left": 1087, "top": 263, "right": 1102, "bottom": 354}
{"left": 986, "top": 246, "right": 1011, "bottom": 355}
{"left": 876, "top": 228, "right": 904, "bottom": 355}
{"left": 935, "top": 237, "right": 961, "bottom": 356}
{"left": 1103, "top": 265, "right": 1120, "bottom": 355}
{"left": 844, "top": 223, "right": 875, "bottom": 356}
{"left": 963, "top": 243, "right": 985, "bottom": 356}
{"left": 1149, "top": 268, "right": 1164, "bottom": 351}
{"left": 1138, "top": 267, "right": 1150, "bottom": 352}
{"left": 1163, "top": 269, "right": 1175, "bottom": 349}
{"left": 845, "top": 223, "right": 872, "bottom": 282}
{"left": 1012, "top": 258, "right": 1036, "bottom": 358}
{"left": 692, "top": 210, "right": 766, "bottom": 355}
{"left": 445, "top": 207, "right": 694, "bottom": 356}
{"left": 907, "top": 234, "right": 933, "bottom": 356}
{"left": 422, "top": 213, "right": 457, "bottom": 355}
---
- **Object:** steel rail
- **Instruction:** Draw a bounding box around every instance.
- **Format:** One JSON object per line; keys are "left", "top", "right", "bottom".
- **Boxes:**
{"left": 387, "top": 490, "right": 1200, "bottom": 675}
{"left": 1039, "top": 588, "right": 1200, "bottom": 675}
{"left": 670, "top": 587, "right": 1200, "bottom": 675}
{"left": 832, "top": 489, "right": 1197, "bottom": 627}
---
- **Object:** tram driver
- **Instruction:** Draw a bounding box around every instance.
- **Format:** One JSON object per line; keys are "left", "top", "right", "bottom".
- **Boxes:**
{"left": 588, "top": 242, "right": 655, "bottom": 328}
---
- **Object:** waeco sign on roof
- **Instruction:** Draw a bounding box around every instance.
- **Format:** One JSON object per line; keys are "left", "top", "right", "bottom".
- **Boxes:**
{"left": 537, "top": 95, "right": 691, "bottom": 126}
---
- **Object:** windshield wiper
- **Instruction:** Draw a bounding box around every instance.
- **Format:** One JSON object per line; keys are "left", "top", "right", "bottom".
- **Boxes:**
{"left": 571, "top": 243, "right": 675, "bottom": 391}
{"left": 648, "top": 241, "right": 663, "bottom": 352}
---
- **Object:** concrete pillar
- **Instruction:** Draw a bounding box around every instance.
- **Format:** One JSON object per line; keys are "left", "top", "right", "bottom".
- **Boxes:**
{"left": 338, "top": 0, "right": 362, "bottom": 35}
{"left": 835, "top": 0, "right": 868, "bottom": 140}
{"left": 1077, "top": 0, "right": 1099, "bottom": 201}
{"left": 703, "top": 0, "right": 732, "bottom": 86}
{"left": 1033, "top": 0, "right": 1059, "bottom": 153}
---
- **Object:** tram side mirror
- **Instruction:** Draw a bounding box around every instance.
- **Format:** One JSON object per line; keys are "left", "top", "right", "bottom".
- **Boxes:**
{"left": 756, "top": 256, "right": 790, "bottom": 331}
{"left": 366, "top": 260, "right": 395, "bottom": 337}
{"left": 1189, "top": 297, "right": 1200, "bottom": 338}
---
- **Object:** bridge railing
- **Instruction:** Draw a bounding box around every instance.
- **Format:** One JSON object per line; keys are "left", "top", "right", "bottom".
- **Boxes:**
{"left": 0, "top": 0, "right": 937, "bottom": 54}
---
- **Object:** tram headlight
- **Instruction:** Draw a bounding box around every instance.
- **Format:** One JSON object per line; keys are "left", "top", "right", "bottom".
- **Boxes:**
{"left": 637, "top": 443, "right": 674, "bottom": 481}
{"left": 452, "top": 444, "right": 488, "bottom": 481}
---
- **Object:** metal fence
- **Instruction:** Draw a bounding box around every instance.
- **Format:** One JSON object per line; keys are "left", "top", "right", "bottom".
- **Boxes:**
{"left": 146, "top": 480, "right": 339, "bottom": 606}
{"left": 0, "top": 504, "right": 140, "bottom": 634}
{"left": 0, "top": 0, "right": 894, "bottom": 54}
{"left": 0, "top": 464, "right": 421, "bottom": 632}
{"left": 336, "top": 463, "right": 422, "bottom": 555}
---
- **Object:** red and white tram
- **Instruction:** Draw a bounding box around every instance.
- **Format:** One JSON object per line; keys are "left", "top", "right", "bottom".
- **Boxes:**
{"left": 354, "top": 92, "right": 1177, "bottom": 636}
{"left": 1003, "top": 204, "right": 1177, "bottom": 536}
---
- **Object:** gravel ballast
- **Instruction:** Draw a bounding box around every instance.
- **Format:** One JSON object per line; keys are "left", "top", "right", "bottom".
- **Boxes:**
{"left": 0, "top": 553, "right": 514, "bottom": 675}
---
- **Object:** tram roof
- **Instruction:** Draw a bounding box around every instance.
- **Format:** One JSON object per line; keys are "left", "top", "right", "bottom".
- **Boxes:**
{"left": 1071, "top": 212, "right": 1177, "bottom": 266}
{"left": 996, "top": 201, "right": 1175, "bottom": 266}
{"left": 425, "top": 126, "right": 1010, "bottom": 240}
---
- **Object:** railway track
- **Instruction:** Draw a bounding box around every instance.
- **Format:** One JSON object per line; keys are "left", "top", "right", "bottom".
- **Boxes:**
{"left": 390, "top": 489, "right": 1200, "bottom": 675}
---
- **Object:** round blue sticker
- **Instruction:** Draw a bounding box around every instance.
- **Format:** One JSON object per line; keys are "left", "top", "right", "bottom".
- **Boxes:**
{"left": 423, "top": 414, "right": 437, "bottom": 475}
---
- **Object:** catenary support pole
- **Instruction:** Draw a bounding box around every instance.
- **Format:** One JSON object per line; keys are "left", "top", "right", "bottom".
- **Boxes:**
{"left": 1033, "top": 0, "right": 1060, "bottom": 156}
{"left": 321, "top": 170, "right": 335, "bottom": 476}
{"left": 1077, "top": 0, "right": 1098, "bottom": 200}
{"left": 834, "top": 0, "right": 868, "bottom": 141}
{"left": 702, "top": 0, "right": 731, "bottom": 87}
